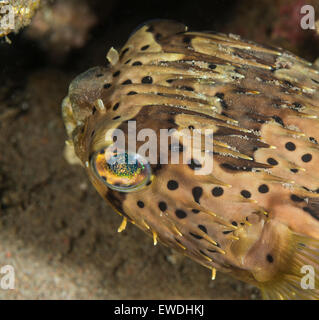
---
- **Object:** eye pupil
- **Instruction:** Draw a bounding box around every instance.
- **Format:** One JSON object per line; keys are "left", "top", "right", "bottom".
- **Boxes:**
{"left": 91, "top": 150, "right": 151, "bottom": 192}
{"left": 106, "top": 153, "right": 145, "bottom": 179}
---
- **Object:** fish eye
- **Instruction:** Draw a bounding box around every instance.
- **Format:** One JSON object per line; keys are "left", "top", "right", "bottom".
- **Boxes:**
{"left": 91, "top": 147, "right": 151, "bottom": 192}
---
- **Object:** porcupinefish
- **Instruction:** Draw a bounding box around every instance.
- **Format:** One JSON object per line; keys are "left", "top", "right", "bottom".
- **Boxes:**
{"left": 62, "top": 20, "right": 319, "bottom": 300}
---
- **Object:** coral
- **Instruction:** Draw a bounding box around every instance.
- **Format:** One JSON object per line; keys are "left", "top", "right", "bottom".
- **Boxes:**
{"left": 0, "top": 0, "right": 41, "bottom": 38}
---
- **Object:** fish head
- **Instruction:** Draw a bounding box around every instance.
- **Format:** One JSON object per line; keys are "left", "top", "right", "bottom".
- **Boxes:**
{"left": 61, "top": 20, "right": 275, "bottom": 278}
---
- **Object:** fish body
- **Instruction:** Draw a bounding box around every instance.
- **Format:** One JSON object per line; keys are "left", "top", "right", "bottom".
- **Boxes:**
{"left": 62, "top": 20, "right": 319, "bottom": 299}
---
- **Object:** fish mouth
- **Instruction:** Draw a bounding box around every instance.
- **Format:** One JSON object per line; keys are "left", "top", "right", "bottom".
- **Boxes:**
{"left": 63, "top": 66, "right": 113, "bottom": 138}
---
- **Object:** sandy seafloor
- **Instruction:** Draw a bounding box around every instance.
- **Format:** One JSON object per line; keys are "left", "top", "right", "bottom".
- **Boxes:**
{"left": 0, "top": 0, "right": 318, "bottom": 299}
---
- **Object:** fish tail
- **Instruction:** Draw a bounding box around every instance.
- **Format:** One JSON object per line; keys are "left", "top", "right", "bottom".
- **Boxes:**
{"left": 261, "top": 233, "right": 319, "bottom": 300}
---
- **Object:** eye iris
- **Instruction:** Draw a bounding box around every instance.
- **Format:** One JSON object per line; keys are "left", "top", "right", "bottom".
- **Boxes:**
{"left": 108, "top": 153, "right": 144, "bottom": 179}
{"left": 92, "top": 150, "right": 151, "bottom": 192}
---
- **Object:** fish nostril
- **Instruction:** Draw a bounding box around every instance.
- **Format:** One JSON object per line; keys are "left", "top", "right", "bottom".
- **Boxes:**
{"left": 137, "top": 201, "right": 145, "bottom": 208}
{"left": 103, "top": 83, "right": 111, "bottom": 89}
{"left": 266, "top": 254, "right": 274, "bottom": 263}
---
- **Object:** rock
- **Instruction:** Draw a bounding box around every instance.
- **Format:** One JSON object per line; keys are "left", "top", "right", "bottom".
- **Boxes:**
{"left": 0, "top": 0, "right": 41, "bottom": 38}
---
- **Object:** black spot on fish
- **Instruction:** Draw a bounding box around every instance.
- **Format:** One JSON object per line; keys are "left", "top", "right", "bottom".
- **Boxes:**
{"left": 272, "top": 116, "right": 284, "bottom": 126}
{"left": 198, "top": 225, "right": 207, "bottom": 233}
{"left": 127, "top": 91, "right": 137, "bottom": 95}
{"left": 241, "top": 190, "right": 251, "bottom": 198}
{"left": 183, "top": 36, "right": 191, "bottom": 44}
{"left": 266, "top": 254, "right": 274, "bottom": 263}
{"left": 192, "top": 187, "right": 203, "bottom": 204}
{"left": 142, "top": 76, "right": 153, "bottom": 84}
{"left": 285, "top": 142, "right": 296, "bottom": 151}
{"left": 120, "top": 48, "right": 129, "bottom": 59}
{"left": 137, "top": 201, "right": 144, "bottom": 208}
{"left": 215, "top": 92, "right": 228, "bottom": 109}
{"left": 212, "top": 187, "right": 223, "bottom": 197}
{"left": 258, "top": 184, "right": 269, "bottom": 193}
{"left": 188, "top": 159, "right": 202, "bottom": 170}
{"left": 158, "top": 202, "right": 167, "bottom": 212}
{"left": 302, "top": 153, "right": 312, "bottom": 163}
{"left": 180, "top": 86, "right": 194, "bottom": 91}
{"left": 175, "top": 209, "right": 187, "bottom": 219}
{"left": 141, "top": 45, "right": 150, "bottom": 51}
{"left": 291, "top": 194, "right": 304, "bottom": 202}
{"left": 267, "top": 158, "right": 278, "bottom": 165}
{"left": 190, "top": 232, "right": 203, "bottom": 240}
{"left": 215, "top": 92, "right": 224, "bottom": 99}
{"left": 167, "top": 180, "right": 178, "bottom": 190}
{"left": 309, "top": 137, "right": 318, "bottom": 144}
{"left": 122, "top": 79, "right": 132, "bottom": 85}
{"left": 292, "top": 102, "right": 302, "bottom": 110}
